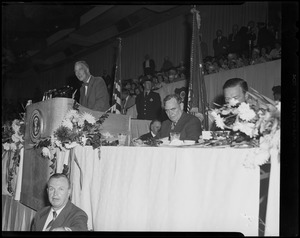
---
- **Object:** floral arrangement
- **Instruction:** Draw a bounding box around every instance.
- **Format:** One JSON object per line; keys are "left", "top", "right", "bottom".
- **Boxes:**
{"left": 209, "top": 88, "right": 281, "bottom": 166}
{"left": 2, "top": 115, "right": 25, "bottom": 195}
{"left": 34, "top": 109, "right": 117, "bottom": 154}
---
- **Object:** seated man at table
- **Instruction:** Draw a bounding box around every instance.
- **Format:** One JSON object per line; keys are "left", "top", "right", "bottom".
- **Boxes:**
{"left": 31, "top": 173, "right": 88, "bottom": 231}
{"left": 210, "top": 77, "right": 250, "bottom": 131}
{"left": 223, "top": 77, "right": 249, "bottom": 104}
{"left": 139, "top": 119, "right": 162, "bottom": 141}
{"left": 156, "top": 94, "right": 202, "bottom": 141}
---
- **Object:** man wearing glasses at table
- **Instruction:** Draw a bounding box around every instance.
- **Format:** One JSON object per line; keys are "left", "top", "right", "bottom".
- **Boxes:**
{"left": 156, "top": 94, "right": 202, "bottom": 142}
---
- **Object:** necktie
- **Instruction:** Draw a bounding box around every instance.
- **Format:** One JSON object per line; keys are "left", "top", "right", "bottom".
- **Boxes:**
{"left": 46, "top": 211, "right": 57, "bottom": 230}
{"left": 82, "top": 81, "right": 89, "bottom": 86}
{"left": 171, "top": 122, "right": 176, "bottom": 130}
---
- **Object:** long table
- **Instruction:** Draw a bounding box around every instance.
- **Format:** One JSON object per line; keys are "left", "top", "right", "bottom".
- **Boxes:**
{"left": 57, "top": 145, "right": 260, "bottom": 235}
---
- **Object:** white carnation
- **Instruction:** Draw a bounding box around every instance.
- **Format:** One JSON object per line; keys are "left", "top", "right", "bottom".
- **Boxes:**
{"left": 239, "top": 122, "right": 256, "bottom": 137}
{"left": 61, "top": 119, "right": 73, "bottom": 130}
{"left": 238, "top": 103, "right": 256, "bottom": 121}
{"left": 10, "top": 143, "right": 17, "bottom": 151}
{"left": 12, "top": 133, "right": 23, "bottom": 143}
{"left": 3, "top": 143, "right": 10, "bottom": 151}
{"left": 81, "top": 112, "right": 96, "bottom": 124}
{"left": 42, "top": 147, "right": 51, "bottom": 157}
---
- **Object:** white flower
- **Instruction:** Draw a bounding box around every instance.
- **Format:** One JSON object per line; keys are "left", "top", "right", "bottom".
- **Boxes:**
{"left": 65, "top": 142, "right": 78, "bottom": 149}
{"left": 80, "top": 134, "right": 88, "bottom": 146}
{"left": 228, "top": 98, "right": 239, "bottom": 106}
{"left": 64, "top": 110, "right": 79, "bottom": 120}
{"left": 77, "top": 117, "right": 85, "bottom": 127}
{"left": 240, "top": 122, "right": 256, "bottom": 137}
{"left": 61, "top": 119, "right": 73, "bottom": 130}
{"left": 54, "top": 139, "right": 62, "bottom": 148}
{"left": 42, "top": 147, "right": 51, "bottom": 157}
{"left": 50, "top": 135, "right": 55, "bottom": 145}
{"left": 102, "top": 131, "right": 113, "bottom": 139}
{"left": 3, "top": 143, "right": 10, "bottom": 151}
{"left": 10, "top": 143, "right": 17, "bottom": 151}
{"left": 255, "top": 149, "right": 270, "bottom": 166}
{"left": 81, "top": 112, "right": 96, "bottom": 124}
{"left": 12, "top": 119, "right": 21, "bottom": 133}
{"left": 275, "top": 101, "right": 281, "bottom": 113}
{"left": 211, "top": 111, "right": 226, "bottom": 129}
{"left": 238, "top": 103, "right": 256, "bottom": 121}
{"left": 11, "top": 133, "right": 23, "bottom": 143}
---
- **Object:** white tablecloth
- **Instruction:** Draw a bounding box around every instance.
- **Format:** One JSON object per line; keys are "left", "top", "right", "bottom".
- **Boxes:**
{"left": 62, "top": 146, "right": 260, "bottom": 235}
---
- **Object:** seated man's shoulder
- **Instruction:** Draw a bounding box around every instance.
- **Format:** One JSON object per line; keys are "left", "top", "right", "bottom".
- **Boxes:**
{"left": 70, "top": 202, "right": 87, "bottom": 215}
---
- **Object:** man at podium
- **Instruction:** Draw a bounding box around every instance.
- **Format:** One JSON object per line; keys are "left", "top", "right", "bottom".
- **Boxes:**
{"left": 74, "top": 60, "right": 110, "bottom": 112}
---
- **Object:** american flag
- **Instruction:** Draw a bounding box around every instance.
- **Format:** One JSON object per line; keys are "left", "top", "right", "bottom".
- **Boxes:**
{"left": 110, "top": 38, "right": 122, "bottom": 114}
{"left": 187, "top": 6, "right": 209, "bottom": 130}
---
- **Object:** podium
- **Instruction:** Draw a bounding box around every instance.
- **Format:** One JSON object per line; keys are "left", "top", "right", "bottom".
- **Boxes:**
{"left": 21, "top": 98, "right": 131, "bottom": 211}
{"left": 21, "top": 98, "right": 74, "bottom": 210}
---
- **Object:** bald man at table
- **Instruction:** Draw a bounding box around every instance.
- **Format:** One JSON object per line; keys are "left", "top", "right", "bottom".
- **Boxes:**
{"left": 156, "top": 94, "right": 202, "bottom": 142}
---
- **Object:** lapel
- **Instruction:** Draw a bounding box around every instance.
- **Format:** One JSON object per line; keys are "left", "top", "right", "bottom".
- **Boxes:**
{"left": 86, "top": 76, "right": 95, "bottom": 102}
{"left": 173, "top": 112, "right": 186, "bottom": 130}
{"left": 50, "top": 201, "right": 72, "bottom": 230}
{"left": 39, "top": 207, "right": 51, "bottom": 230}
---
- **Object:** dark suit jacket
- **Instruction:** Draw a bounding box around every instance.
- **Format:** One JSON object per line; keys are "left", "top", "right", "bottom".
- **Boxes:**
{"left": 79, "top": 75, "right": 110, "bottom": 112}
{"left": 139, "top": 132, "right": 155, "bottom": 141}
{"left": 157, "top": 111, "right": 202, "bottom": 142}
{"left": 31, "top": 200, "right": 88, "bottom": 231}
{"left": 213, "top": 36, "right": 228, "bottom": 58}
{"left": 136, "top": 91, "right": 161, "bottom": 120}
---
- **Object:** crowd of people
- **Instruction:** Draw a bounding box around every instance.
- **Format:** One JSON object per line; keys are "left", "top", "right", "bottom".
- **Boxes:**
{"left": 204, "top": 20, "right": 281, "bottom": 75}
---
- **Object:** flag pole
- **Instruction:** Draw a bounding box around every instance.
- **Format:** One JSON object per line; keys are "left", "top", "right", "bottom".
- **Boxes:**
{"left": 111, "top": 37, "right": 122, "bottom": 114}
{"left": 187, "top": 5, "right": 209, "bottom": 130}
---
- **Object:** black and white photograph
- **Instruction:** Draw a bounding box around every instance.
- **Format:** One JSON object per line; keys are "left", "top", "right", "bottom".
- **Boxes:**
{"left": 2, "top": 2, "right": 298, "bottom": 236}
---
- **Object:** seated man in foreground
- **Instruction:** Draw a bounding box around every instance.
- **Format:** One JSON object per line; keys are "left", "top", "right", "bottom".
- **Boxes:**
{"left": 31, "top": 173, "right": 88, "bottom": 231}
{"left": 156, "top": 94, "right": 202, "bottom": 142}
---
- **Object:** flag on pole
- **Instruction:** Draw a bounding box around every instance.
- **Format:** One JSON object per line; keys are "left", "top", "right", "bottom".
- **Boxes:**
{"left": 187, "top": 6, "right": 209, "bottom": 130}
{"left": 111, "top": 37, "right": 122, "bottom": 114}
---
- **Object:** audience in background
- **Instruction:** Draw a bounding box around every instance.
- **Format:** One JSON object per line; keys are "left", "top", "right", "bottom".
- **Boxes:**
{"left": 228, "top": 24, "right": 241, "bottom": 54}
{"left": 213, "top": 29, "right": 228, "bottom": 58}
{"left": 256, "top": 22, "right": 276, "bottom": 50}
{"left": 5, "top": 18, "right": 281, "bottom": 120}
{"left": 272, "top": 85, "right": 281, "bottom": 101}
{"left": 176, "top": 60, "right": 187, "bottom": 79}
{"left": 121, "top": 89, "right": 136, "bottom": 116}
{"left": 246, "top": 21, "right": 257, "bottom": 55}
{"left": 160, "top": 56, "right": 173, "bottom": 73}
{"left": 143, "top": 54, "right": 156, "bottom": 76}
{"left": 259, "top": 47, "right": 272, "bottom": 62}
{"left": 269, "top": 41, "right": 281, "bottom": 60}
{"left": 168, "top": 67, "right": 181, "bottom": 83}
{"left": 135, "top": 78, "right": 162, "bottom": 120}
